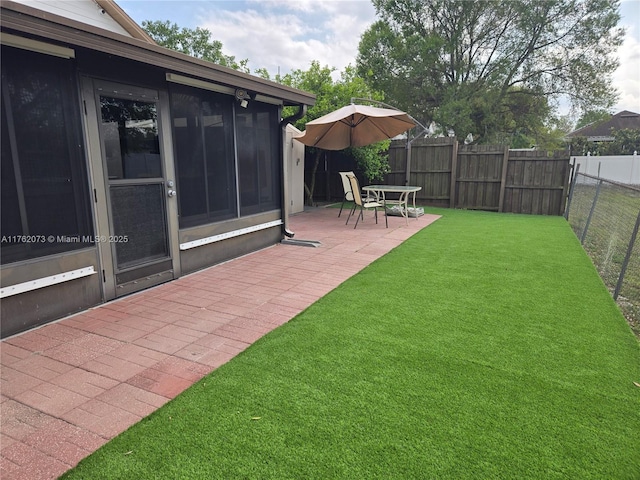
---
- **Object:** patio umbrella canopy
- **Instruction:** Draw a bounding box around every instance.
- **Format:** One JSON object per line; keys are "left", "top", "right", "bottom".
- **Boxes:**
{"left": 294, "top": 104, "right": 416, "bottom": 150}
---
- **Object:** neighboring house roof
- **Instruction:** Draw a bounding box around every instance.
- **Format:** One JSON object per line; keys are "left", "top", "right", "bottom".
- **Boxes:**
{"left": 8, "top": 0, "right": 155, "bottom": 43}
{"left": 567, "top": 110, "right": 640, "bottom": 141}
{"left": 0, "top": 0, "right": 315, "bottom": 107}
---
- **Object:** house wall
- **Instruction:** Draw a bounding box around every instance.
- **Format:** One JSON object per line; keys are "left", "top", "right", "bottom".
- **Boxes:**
{"left": 285, "top": 124, "right": 305, "bottom": 214}
{"left": 10, "top": 0, "right": 132, "bottom": 36}
{"left": 179, "top": 212, "right": 283, "bottom": 274}
{"left": 0, "top": 249, "right": 102, "bottom": 337}
{"left": 0, "top": 39, "right": 291, "bottom": 337}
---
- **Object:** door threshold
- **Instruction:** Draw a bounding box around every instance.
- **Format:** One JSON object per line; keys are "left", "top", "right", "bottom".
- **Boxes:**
{"left": 115, "top": 269, "right": 173, "bottom": 297}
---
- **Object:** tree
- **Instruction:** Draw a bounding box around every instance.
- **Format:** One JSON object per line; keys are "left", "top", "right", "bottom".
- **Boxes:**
{"left": 357, "top": 0, "right": 624, "bottom": 145}
{"left": 609, "top": 129, "right": 640, "bottom": 155}
{"left": 575, "top": 109, "right": 613, "bottom": 130}
{"left": 571, "top": 129, "right": 640, "bottom": 155}
{"left": 277, "top": 62, "right": 389, "bottom": 205}
{"left": 532, "top": 115, "right": 574, "bottom": 151}
{"left": 142, "top": 21, "right": 249, "bottom": 72}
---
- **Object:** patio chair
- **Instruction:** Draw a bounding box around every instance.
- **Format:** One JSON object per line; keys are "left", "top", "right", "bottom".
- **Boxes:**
{"left": 338, "top": 171, "right": 373, "bottom": 217}
{"left": 345, "top": 174, "right": 387, "bottom": 229}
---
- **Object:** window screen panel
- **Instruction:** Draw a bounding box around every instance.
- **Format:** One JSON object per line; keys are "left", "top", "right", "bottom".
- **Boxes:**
{"left": 0, "top": 46, "right": 93, "bottom": 264}
{"left": 170, "top": 86, "right": 237, "bottom": 227}
{"left": 203, "top": 98, "right": 236, "bottom": 222}
{"left": 171, "top": 92, "right": 207, "bottom": 222}
{"left": 255, "top": 110, "right": 279, "bottom": 206}
{"left": 110, "top": 184, "right": 168, "bottom": 269}
{"left": 236, "top": 103, "right": 280, "bottom": 216}
{"left": 236, "top": 110, "right": 259, "bottom": 211}
{"left": 1, "top": 105, "right": 22, "bottom": 240}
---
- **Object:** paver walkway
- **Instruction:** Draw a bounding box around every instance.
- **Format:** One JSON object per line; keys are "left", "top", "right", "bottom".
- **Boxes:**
{"left": 1, "top": 207, "right": 439, "bottom": 479}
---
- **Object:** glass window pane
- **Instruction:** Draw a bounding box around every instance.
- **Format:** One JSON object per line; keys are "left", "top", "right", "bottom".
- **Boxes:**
{"left": 100, "top": 97, "right": 162, "bottom": 179}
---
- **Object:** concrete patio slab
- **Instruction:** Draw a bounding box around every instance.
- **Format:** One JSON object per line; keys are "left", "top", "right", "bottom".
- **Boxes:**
{"left": 0, "top": 206, "right": 440, "bottom": 479}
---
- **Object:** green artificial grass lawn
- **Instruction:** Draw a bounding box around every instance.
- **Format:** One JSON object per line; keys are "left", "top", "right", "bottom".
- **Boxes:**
{"left": 62, "top": 209, "right": 640, "bottom": 479}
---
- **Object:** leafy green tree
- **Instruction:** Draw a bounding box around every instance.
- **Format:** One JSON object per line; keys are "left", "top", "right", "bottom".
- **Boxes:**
{"left": 350, "top": 140, "right": 391, "bottom": 181}
{"left": 569, "top": 136, "right": 591, "bottom": 156}
{"left": 532, "top": 115, "right": 574, "bottom": 151}
{"left": 357, "top": 0, "right": 624, "bottom": 145}
{"left": 609, "top": 129, "right": 640, "bottom": 155}
{"left": 570, "top": 130, "right": 640, "bottom": 155}
{"left": 142, "top": 20, "right": 249, "bottom": 72}
{"left": 575, "top": 109, "right": 613, "bottom": 130}
{"left": 479, "top": 87, "right": 552, "bottom": 147}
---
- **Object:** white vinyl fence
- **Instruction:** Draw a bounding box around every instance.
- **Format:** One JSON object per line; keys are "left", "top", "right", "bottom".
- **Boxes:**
{"left": 573, "top": 153, "right": 639, "bottom": 185}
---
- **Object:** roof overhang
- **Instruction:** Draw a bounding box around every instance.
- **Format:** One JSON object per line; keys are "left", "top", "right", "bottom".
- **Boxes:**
{"left": 0, "top": 0, "right": 315, "bottom": 108}
{"left": 94, "top": 0, "right": 156, "bottom": 43}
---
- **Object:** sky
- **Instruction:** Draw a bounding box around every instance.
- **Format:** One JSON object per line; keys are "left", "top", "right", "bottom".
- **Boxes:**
{"left": 118, "top": 0, "right": 640, "bottom": 117}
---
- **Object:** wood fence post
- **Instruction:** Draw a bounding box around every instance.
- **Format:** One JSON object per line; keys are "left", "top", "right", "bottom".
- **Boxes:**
{"left": 498, "top": 146, "right": 510, "bottom": 212}
{"left": 559, "top": 154, "right": 572, "bottom": 216}
{"left": 564, "top": 162, "right": 579, "bottom": 220}
{"left": 449, "top": 139, "right": 459, "bottom": 209}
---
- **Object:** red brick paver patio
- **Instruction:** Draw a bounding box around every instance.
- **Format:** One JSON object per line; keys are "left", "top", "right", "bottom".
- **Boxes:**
{"left": 1, "top": 207, "right": 440, "bottom": 479}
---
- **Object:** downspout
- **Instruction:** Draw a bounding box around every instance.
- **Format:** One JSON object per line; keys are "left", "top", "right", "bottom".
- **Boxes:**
{"left": 280, "top": 104, "right": 307, "bottom": 238}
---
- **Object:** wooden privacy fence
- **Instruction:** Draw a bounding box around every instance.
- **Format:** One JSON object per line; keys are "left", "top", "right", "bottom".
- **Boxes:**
{"left": 386, "top": 138, "right": 571, "bottom": 215}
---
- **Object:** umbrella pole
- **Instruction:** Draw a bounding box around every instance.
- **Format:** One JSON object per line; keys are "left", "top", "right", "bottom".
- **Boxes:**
{"left": 405, "top": 141, "right": 412, "bottom": 186}
{"left": 325, "top": 151, "right": 331, "bottom": 203}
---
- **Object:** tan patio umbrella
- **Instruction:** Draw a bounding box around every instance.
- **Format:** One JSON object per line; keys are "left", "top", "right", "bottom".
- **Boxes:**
{"left": 294, "top": 104, "right": 416, "bottom": 150}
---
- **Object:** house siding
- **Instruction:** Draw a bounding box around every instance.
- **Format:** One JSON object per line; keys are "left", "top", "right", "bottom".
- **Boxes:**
{"left": 10, "top": 0, "right": 133, "bottom": 37}
{"left": 0, "top": 2, "right": 314, "bottom": 337}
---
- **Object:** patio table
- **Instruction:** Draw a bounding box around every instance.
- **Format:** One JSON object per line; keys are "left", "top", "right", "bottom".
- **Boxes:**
{"left": 363, "top": 185, "right": 422, "bottom": 226}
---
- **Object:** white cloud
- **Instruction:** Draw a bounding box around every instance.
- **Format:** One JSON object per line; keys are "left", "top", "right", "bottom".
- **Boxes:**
{"left": 613, "top": 23, "right": 640, "bottom": 113}
{"left": 248, "top": 0, "right": 330, "bottom": 14}
{"left": 613, "top": 0, "right": 640, "bottom": 112}
{"left": 198, "top": 1, "right": 376, "bottom": 78}
{"left": 119, "top": 0, "right": 638, "bottom": 111}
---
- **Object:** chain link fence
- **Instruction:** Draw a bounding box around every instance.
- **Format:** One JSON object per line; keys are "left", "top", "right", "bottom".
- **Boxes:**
{"left": 565, "top": 171, "right": 640, "bottom": 336}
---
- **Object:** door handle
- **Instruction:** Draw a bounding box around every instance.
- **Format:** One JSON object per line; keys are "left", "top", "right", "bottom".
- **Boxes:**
{"left": 167, "top": 189, "right": 177, "bottom": 197}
